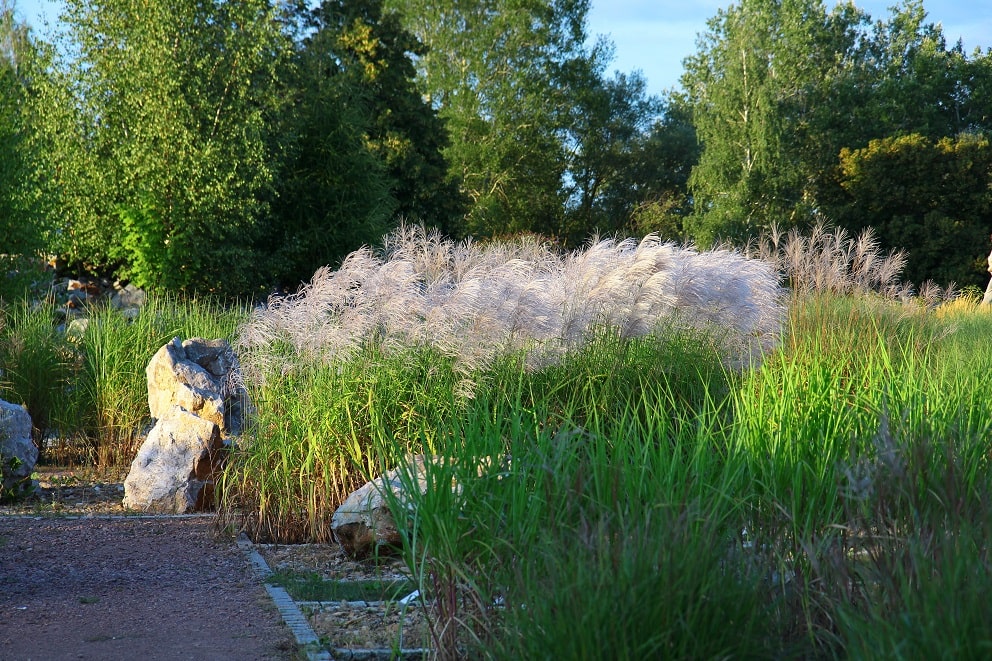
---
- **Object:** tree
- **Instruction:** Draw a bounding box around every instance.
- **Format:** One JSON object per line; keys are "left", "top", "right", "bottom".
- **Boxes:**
{"left": 30, "top": 0, "right": 292, "bottom": 295}
{"left": 558, "top": 64, "right": 663, "bottom": 242}
{"left": 0, "top": 2, "right": 42, "bottom": 267}
{"left": 834, "top": 133, "right": 992, "bottom": 288}
{"left": 384, "top": 0, "right": 599, "bottom": 239}
{"left": 304, "top": 0, "right": 466, "bottom": 235}
{"left": 262, "top": 3, "right": 397, "bottom": 288}
{"left": 682, "top": 0, "right": 868, "bottom": 246}
{"left": 626, "top": 94, "right": 700, "bottom": 241}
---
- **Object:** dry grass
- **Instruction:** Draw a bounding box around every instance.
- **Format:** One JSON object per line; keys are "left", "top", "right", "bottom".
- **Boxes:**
{"left": 751, "top": 223, "right": 910, "bottom": 298}
{"left": 236, "top": 225, "right": 787, "bottom": 383}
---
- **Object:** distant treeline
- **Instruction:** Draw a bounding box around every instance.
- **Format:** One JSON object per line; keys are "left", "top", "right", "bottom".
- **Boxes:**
{"left": 1, "top": 0, "right": 990, "bottom": 296}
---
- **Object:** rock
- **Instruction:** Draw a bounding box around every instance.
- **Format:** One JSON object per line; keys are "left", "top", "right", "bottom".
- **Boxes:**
{"left": 120, "top": 306, "right": 141, "bottom": 321}
{"left": 146, "top": 337, "right": 246, "bottom": 435}
{"left": 181, "top": 337, "right": 238, "bottom": 381}
{"left": 110, "top": 282, "right": 146, "bottom": 310}
{"left": 330, "top": 454, "right": 510, "bottom": 558}
{"left": 66, "top": 317, "right": 90, "bottom": 340}
{"left": 123, "top": 336, "right": 248, "bottom": 512}
{"left": 66, "top": 278, "right": 101, "bottom": 297}
{"left": 331, "top": 455, "right": 431, "bottom": 558}
{"left": 0, "top": 399, "right": 39, "bottom": 498}
{"left": 122, "top": 406, "right": 225, "bottom": 513}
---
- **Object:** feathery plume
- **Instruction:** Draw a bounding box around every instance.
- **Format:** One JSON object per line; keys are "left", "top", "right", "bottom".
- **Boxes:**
{"left": 237, "top": 225, "right": 787, "bottom": 384}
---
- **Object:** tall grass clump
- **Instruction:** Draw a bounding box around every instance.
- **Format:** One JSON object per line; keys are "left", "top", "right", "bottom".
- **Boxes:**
{"left": 722, "top": 284, "right": 992, "bottom": 654}
{"left": 0, "top": 300, "right": 76, "bottom": 445}
{"left": 235, "top": 224, "right": 786, "bottom": 382}
{"left": 220, "top": 222, "right": 992, "bottom": 655}
{"left": 221, "top": 225, "right": 785, "bottom": 544}
{"left": 63, "top": 294, "right": 246, "bottom": 467}
{"left": 217, "top": 346, "right": 467, "bottom": 543}
{"left": 385, "top": 328, "right": 780, "bottom": 659}
{"left": 1, "top": 293, "right": 245, "bottom": 468}
{"left": 824, "top": 289, "right": 992, "bottom": 656}
{"left": 752, "top": 222, "right": 909, "bottom": 298}
{"left": 385, "top": 225, "right": 992, "bottom": 657}
{"left": 401, "top": 292, "right": 992, "bottom": 658}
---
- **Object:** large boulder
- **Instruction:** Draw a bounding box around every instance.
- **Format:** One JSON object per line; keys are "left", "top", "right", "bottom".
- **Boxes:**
{"left": 0, "top": 399, "right": 38, "bottom": 499}
{"left": 146, "top": 337, "right": 246, "bottom": 435}
{"left": 124, "top": 336, "right": 246, "bottom": 513}
{"left": 330, "top": 454, "right": 509, "bottom": 558}
{"left": 331, "top": 455, "right": 431, "bottom": 558}
{"left": 122, "top": 405, "right": 224, "bottom": 513}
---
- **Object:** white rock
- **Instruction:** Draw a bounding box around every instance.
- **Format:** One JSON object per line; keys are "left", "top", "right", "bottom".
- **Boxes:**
{"left": 122, "top": 406, "right": 224, "bottom": 513}
{"left": 0, "top": 399, "right": 37, "bottom": 495}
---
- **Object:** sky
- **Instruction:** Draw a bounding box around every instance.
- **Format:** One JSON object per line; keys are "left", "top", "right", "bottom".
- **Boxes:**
{"left": 13, "top": 0, "right": 992, "bottom": 98}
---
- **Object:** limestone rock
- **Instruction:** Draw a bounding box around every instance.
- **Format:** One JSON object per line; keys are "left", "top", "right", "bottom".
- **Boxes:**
{"left": 122, "top": 406, "right": 224, "bottom": 513}
{"left": 0, "top": 399, "right": 38, "bottom": 498}
{"left": 331, "top": 455, "right": 430, "bottom": 558}
{"left": 110, "top": 282, "right": 146, "bottom": 310}
{"left": 146, "top": 337, "right": 246, "bottom": 435}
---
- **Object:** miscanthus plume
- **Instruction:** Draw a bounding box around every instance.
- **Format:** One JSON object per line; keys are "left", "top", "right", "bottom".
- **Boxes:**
{"left": 236, "top": 226, "right": 786, "bottom": 383}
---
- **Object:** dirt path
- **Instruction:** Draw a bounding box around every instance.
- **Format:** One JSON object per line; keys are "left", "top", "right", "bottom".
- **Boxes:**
{"left": 0, "top": 516, "right": 298, "bottom": 661}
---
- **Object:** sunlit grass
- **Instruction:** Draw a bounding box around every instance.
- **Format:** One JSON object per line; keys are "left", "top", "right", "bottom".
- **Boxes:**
{"left": 217, "top": 347, "right": 466, "bottom": 543}
{"left": 8, "top": 222, "right": 989, "bottom": 655}
{"left": 374, "top": 294, "right": 992, "bottom": 658}
{"left": 0, "top": 294, "right": 246, "bottom": 468}
{"left": 214, "top": 225, "right": 992, "bottom": 655}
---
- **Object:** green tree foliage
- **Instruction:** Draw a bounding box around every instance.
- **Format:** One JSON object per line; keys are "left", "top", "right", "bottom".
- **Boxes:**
{"left": 25, "top": 0, "right": 467, "bottom": 294}
{"left": 0, "top": 3, "right": 41, "bottom": 261}
{"left": 383, "top": 0, "right": 572, "bottom": 237}
{"left": 834, "top": 133, "right": 992, "bottom": 288}
{"left": 30, "top": 0, "right": 292, "bottom": 295}
{"left": 305, "top": 0, "right": 466, "bottom": 235}
{"left": 682, "top": 0, "right": 864, "bottom": 246}
{"left": 847, "top": 3, "right": 977, "bottom": 140}
{"left": 683, "top": 0, "right": 992, "bottom": 253}
{"left": 384, "top": 0, "right": 663, "bottom": 243}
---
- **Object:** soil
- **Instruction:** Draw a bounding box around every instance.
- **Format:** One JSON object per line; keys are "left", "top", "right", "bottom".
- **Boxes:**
{"left": 0, "top": 468, "right": 437, "bottom": 659}
{"left": 255, "top": 544, "right": 433, "bottom": 653}
{"left": 0, "top": 468, "right": 298, "bottom": 660}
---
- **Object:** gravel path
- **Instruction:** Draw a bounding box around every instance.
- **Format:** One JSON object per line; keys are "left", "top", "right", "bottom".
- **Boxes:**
{"left": 0, "top": 516, "right": 298, "bottom": 660}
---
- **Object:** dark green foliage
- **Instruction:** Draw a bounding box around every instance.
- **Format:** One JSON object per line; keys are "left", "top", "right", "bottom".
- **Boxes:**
{"left": 834, "top": 133, "right": 992, "bottom": 287}
{"left": 262, "top": 0, "right": 468, "bottom": 287}
{"left": 0, "top": 454, "right": 38, "bottom": 504}
{"left": 625, "top": 96, "right": 699, "bottom": 241}
{"left": 0, "top": 6, "right": 46, "bottom": 284}
{"left": 264, "top": 44, "right": 395, "bottom": 289}
{"left": 559, "top": 68, "right": 664, "bottom": 242}
{"left": 307, "top": 0, "right": 466, "bottom": 234}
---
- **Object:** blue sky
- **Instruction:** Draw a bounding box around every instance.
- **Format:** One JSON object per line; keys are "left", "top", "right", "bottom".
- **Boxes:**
{"left": 14, "top": 0, "right": 992, "bottom": 97}
{"left": 589, "top": 1, "right": 992, "bottom": 95}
